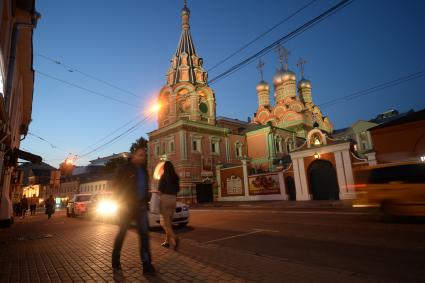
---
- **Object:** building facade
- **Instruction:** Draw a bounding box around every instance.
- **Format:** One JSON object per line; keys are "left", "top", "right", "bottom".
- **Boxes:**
{"left": 0, "top": 0, "right": 39, "bottom": 225}
{"left": 148, "top": 3, "right": 248, "bottom": 203}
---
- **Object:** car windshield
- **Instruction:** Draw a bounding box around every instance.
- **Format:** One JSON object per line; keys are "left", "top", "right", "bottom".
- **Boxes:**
{"left": 75, "top": 195, "right": 91, "bottom": 202}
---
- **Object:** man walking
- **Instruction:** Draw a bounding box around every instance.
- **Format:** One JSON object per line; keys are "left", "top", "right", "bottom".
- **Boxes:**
{"left": 29, "top": 194, "right": 38, "bottom": 215}
{"left": 112, "top": 144, "right": 156, "bottom": 275}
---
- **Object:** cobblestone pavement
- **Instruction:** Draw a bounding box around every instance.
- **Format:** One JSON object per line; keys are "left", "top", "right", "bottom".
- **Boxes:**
{"left": 0, "top": 211, "right": 379, "bottom": 282}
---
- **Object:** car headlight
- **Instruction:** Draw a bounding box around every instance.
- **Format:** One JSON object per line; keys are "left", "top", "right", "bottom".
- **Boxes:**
{"left": 97, "top": 200, "right": 118, "bottom": 215}
{"left": 182, "top": 206, "right": 188, "bottom": 211}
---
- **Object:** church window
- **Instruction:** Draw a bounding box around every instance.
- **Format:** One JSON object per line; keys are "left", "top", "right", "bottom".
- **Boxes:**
{"left": 211, "top": 139, "right": 220, "bottom": 154}
{"left": 192, "top": 138, "right": 202, "bottom": 153}
{"left": 275, "top": 136, "right": 283, "bottom": 153}
{"left": 199, "top": 102, "right": 208, "bottom": 114}
{"left": 154, "top": 144, "right": 160, "bottom": 157}
{"left": 235, "top": 142, "right": 243, "bottom": 158}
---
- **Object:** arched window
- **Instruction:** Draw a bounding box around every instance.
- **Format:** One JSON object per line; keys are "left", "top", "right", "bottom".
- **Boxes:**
{"left": 275, "top": 136, "right": 283, "bottom": 153}
{"left": 235, "top": 142, "right": 243, "bottom": 159}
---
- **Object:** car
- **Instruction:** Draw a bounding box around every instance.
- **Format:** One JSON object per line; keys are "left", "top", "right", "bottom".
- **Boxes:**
{"left": 147, "top": 201, "right": 190, "bottom": 228}
{"left": 66, "top": 194, "right": 93, "bottom": 217}
{"left": 353, "top": 162, "right": 425, "bottom": 217}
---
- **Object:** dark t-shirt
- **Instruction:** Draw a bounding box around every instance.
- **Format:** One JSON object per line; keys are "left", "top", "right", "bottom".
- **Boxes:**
{"left": 158, "top": 174, "right": 180, "bottom": 195}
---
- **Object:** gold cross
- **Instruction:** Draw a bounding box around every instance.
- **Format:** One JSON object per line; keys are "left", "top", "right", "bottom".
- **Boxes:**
{"left": 297, "top": 57, "right": 307, "bottom": 78}
{"left": 276, "top": 43, "right": 290, "bottom": 71}
{"left": 256, "top": 60, "right": 265, "bottom": 81}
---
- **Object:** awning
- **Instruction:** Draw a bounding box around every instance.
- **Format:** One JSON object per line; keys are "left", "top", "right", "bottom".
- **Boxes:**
{"left": 16, "top": 148, "right": 42, "bottom": 164}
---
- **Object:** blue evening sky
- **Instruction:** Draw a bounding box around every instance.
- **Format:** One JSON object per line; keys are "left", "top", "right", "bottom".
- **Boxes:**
{"left": 22, "top": 0, "right": 425, "bottom": 167}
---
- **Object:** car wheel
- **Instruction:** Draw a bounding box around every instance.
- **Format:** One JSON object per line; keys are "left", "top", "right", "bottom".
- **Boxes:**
{"left": 178, "top": 222, "right": 188, "bottom": 227}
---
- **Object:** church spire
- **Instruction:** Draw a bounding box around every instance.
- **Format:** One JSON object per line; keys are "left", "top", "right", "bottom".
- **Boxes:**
{"left": 166, "top": 0, "right": 208, "bottom": 86}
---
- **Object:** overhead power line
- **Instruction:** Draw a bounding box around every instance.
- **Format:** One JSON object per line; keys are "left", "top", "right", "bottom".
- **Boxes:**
{"left": 36, "top": 53, "right": 141, "bottom": 99}
{"left": 36, "top": 70, "right": 138, "bottom": 108}
{"left": 27, "top": 132, "right": 68, "bottom": 152}
{"left": 320, "top": 69, "right": 425, "bottom": 109}
{"left": 76, "top": 115, "right": 141, "bottom": 155}
{"left": 208, "top": 0, "right": 354, "bottom": 85}
{"left": 77, "top": 112, "right": 155, "bottom": 159}
{"left": 208, "top": 0, "right": 318, "bottom": 72}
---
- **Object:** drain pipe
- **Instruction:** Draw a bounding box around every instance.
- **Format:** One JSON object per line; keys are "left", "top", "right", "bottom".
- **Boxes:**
{"left": 4, "top": 12, "right": 40, "bottom": 118}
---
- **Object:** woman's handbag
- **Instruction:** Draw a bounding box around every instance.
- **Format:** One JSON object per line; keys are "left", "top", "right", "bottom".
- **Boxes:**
{"left": 150, "top": 191, "right": 160, "bottom": 214}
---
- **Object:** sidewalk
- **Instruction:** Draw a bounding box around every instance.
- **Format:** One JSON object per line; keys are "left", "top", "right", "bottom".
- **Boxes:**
{"left": 0, "top": 211, "right": 377, "bottom": 282}
{"left": 191, "top": 200, "right": 354, "bottom": 210}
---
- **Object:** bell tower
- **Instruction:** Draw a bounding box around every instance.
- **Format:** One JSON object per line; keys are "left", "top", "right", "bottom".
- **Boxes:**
{"left": 157, "top": 0, "right": 216, "bottom": 128}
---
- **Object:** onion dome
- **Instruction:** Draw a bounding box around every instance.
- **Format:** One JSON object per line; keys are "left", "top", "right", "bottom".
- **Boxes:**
{"left": 273, "top": 69, "right": 296, "bottom": 86}
{"left": 298, "top": 78, "right": 312, "bottom": 88}
{"left": 256, "top": 80, "right": 270, "bottom": 92}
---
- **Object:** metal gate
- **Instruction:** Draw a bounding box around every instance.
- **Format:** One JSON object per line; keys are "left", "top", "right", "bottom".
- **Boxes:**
{"left": 195, "top": 183, "right": 213, "bottom": 203}
{"left": 308, "top": 160, "right": 339, "bottom": 200}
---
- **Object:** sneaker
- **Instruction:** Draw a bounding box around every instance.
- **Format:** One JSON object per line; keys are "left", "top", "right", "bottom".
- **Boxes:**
{"left": 143, "top": 264, "right": 156, "bottom": 275}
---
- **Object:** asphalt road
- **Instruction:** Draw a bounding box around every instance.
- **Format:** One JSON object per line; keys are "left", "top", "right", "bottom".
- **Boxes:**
{"left": 173, "top": 206, "right": 425, "bottom": 283}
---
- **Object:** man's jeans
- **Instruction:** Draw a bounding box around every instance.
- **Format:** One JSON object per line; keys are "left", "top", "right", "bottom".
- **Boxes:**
{"left": 112, "top": 206, "right": 152, "bottom": 266}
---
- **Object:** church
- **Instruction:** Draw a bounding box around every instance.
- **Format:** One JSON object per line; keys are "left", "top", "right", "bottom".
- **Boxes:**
{"left": 148, "top": 2, "right": 359, "bottom": 203}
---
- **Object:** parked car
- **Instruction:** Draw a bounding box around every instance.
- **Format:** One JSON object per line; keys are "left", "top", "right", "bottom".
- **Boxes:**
{"left": 66, "top": 194, "right": 93, "bottom": 217}
{"left": 147, "top": 201, "right": 190, "bottom": 228}
{"left": 353, "top": 162, "right": 425, "bottom": 217}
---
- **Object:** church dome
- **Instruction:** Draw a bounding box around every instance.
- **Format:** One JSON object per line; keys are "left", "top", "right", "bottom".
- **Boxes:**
{"left": 273, "top": 69, "right": 296, "bottom": 86}
{"left": 256, "top": 80, "right": 270, "bottom": 92}
{"left": 298, "top": 78, "right": 311, "bottom": 88}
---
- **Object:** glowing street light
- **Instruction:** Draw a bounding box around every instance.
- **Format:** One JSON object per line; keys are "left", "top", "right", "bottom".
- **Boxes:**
{"left": 150, "top": 102, "right": 161, "bottom": 113}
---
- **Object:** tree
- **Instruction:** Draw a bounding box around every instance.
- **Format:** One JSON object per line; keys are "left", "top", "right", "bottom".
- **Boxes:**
{"left": 130, "top": 137, "right": 148, "bottom": 153}
{"left": 103, "top": 156, "right": 127, "bottom": 174}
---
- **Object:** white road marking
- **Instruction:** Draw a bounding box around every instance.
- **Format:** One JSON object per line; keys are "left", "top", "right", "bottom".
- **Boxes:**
{"left": 202, "top": 229, "right": 278, "bottom": 244}
{"left": 191, "top": 209, "right": 368, "bottom": 215}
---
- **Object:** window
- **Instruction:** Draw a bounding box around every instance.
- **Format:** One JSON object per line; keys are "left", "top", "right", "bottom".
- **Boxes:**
{"left": 192, "top": 137, "right": 201, "bottom": 153}
{"left": 154, "top": 144, "right": 160, "bottom": 156}
{"left": 211, "top": 139, "right": 220, "bottom": 154}
{"left": 275, "top": 136, "right": 283, "bottom": 153}
{"left": 168, "top": 140, "right": 175, "bottom": 154}
{"left": 235, "top": 142, "right": 243, "bottom": 158}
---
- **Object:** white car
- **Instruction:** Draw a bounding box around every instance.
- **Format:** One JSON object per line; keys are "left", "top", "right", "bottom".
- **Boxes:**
{"left": 66, "top": 194, "right": 93, "bottom": 217}
{"left": 147, "top": 201, "right": 190, "bottom": 228}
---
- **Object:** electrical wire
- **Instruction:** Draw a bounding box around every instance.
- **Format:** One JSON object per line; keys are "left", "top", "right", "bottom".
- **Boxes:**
{"left": 208, "top": 0, "right": 354, "bottom": 85}
{"left": 36, "top": 53, "right": 141, "bottom": 98}
{"left": 35, "top": 70, "right": 139, "bottom": 108}
{"left": 208, "top": 0, "right": 318, "bottom": 72}
{"left": 320, "top": 69, "right": 425, "bottom": 109}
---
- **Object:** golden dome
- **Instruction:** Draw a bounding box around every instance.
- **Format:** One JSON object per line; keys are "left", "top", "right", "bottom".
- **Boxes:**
{"left": 298, "top": 78, "right": 311, "bottom": 88}
{"left": 273, "top": 69, "right": 296, "bottom": 86}
{"left": 256, "top": 80, "right": 270, "bottom": 92}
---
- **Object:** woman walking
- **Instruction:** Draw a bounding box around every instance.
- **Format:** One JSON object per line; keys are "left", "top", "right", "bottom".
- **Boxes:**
{"left": 45, "top": 195, "right": 55, "bottom": 219}
{"left": 158, "top": 161, "right": 180, "bottom": 250}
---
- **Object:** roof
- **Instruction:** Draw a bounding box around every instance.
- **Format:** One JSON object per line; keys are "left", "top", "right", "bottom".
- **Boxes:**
{"left": 171, "top": 5, "right": 202, "bottom": 86}
{"left": 370, "top": 108, "right": 425, "bottom": 131}
{"left": 216, "top": 116, "right": 249, "bottom": 125}
{"left": 369, "top": 109, "right": 414, "bottom": 124}
{"left": 89, "top": 152, "right": 129, "bottom": 166}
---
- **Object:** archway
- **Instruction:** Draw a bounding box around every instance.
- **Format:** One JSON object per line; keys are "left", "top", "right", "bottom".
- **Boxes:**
{"left": 308, "top": 160, "right": 339, "bottom": 200}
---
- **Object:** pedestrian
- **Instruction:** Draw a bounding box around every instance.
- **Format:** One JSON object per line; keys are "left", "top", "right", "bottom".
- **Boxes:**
{"left": 20, "top": 195, "right": 28, "bottom": 218}
{"left": 158, "top": 161, "right": 180, "bottom": 250}
{"left": 12, "top": 194, "right": 20, "bottom": 217}
{"left": 29, "top": 194, "right": 38, "bottom": 215}
{"left": 111, "top": 145, "right": 156, "bottom": 275}
{"left": 45, "top": 195, "right": 55, "bottom": 219}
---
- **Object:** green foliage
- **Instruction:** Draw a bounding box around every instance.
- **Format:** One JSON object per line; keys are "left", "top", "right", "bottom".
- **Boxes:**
{"left": 104, "top": 156, "right": 127, "bottom": 173}
{"left": 130, "top": 137, "right": 148, "bottom": 153}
